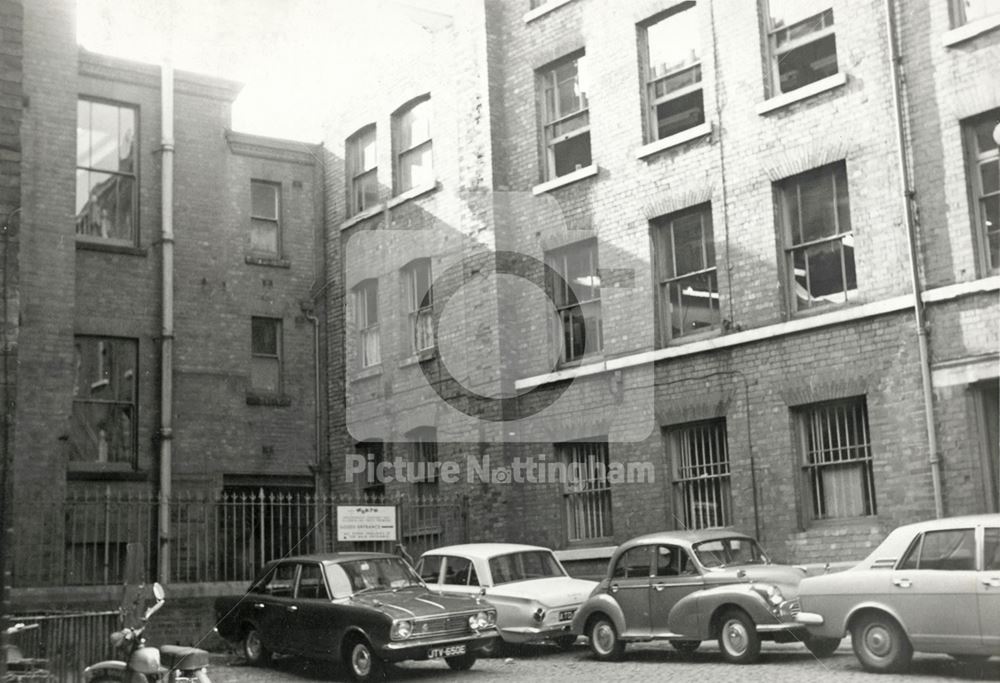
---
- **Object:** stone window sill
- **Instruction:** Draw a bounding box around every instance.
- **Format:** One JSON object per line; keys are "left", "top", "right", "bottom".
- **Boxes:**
{"left": 340, "top": 204, "right": 384, "bottom": 231}
{"left": 531, "top": 164, "right": 598, "bottom": 195}
{"left": 76, "top": 239, "right": 147, "bottom": 257}
{"left": 523, "top": 0, "right": 578, "bottom": 23}
{"left": 351, "top": 365, "right": 383, "bottom": 382}
{"left": 399, "top": 347, "right": 438, "bottom": 367}
{"left": 636, "top": 122, "right": 713, "bottom": 160}
{"left": 387, "top": 181, "right": 439, "bottom": 209}
{"left": 245, "top": 392, "right": 293, "bottom": 407}
{"left": 756, "top": 72, "right": 848, "bottom": 116}
{"left": 943, "top": 14, "right": 1000, "bottom": 46}
{"left": 245, "top": 255, "right": 290, "bottom": 268}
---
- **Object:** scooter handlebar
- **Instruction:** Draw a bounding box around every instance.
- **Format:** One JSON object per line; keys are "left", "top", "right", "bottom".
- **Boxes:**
{"left": 143, "top": 597, "right": 165, "bottom": 622}
{"left": 3, "top": 622, "right": 40, "bottom": 635}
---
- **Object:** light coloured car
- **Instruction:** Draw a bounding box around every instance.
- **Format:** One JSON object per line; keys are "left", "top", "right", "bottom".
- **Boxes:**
{"left": 416, "top": 543, "right": 598, "bottom": 650}
{"left": 794, "top": 514, "right": 1000, "bottom": 673}
{"left": 570, "top": 529, "right": 834, "bottom": 664}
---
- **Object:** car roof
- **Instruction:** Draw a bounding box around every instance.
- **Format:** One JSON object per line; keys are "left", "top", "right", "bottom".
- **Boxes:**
{"left": 618, "top": 528, "right": 753, "bottom": 552}
{"left": 884, "top": 513, "right": 1000, "bottom": 535}
{"left": 420, "top": 543, "right": 553, "bottom": 560}
{"left": 269, "top": 552, "right": 399, "bottom": 565}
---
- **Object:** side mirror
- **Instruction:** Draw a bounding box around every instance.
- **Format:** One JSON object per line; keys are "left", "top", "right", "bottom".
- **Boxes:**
{"left": 152, "top": 582, "right": 166, "bottom": 601}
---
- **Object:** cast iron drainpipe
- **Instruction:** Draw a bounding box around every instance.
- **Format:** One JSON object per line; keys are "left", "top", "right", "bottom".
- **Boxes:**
{"left": 884, "top": 0, "right": 944, "bottom": 518}
{"left": 158, "top": 61, "right": 175, "bottom": 582}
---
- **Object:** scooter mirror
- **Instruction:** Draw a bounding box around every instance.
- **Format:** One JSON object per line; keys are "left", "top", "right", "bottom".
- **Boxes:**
{"left": 152, "top": 582, "right": 165, "bottom": 601}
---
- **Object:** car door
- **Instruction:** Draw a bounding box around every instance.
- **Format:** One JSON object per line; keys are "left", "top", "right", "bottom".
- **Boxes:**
{"left": 650, "top": 544, "right": 703, "bottom": 636}
{"left": 978, "top": 526, "right": 1000, "bottom": 651}
{"left": 439, "top": 555, "right": 481, "bottom": 597}
{"left": 607, "top": 545, "right": 653, "bottom": 637}
{"left": 891, "top": 527, "right": 980, "bottom": 651}
{"left": 252, "top": 561, "right": 299, "bottom": 655}
{"left": 293, "top": 561, "right": 336, "bottom": 658}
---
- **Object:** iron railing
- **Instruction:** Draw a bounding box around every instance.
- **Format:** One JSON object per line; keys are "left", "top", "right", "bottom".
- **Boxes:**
{"left": 12, "top": 490, "right": 467, "bottom": 587}
{"left": 3, "top": 611, "right": 118, "bottom": 683}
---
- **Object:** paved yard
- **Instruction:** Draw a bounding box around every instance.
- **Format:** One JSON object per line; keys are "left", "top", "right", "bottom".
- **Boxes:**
{"left": 208, "top": 639, "right": 1000, "bottom": 682}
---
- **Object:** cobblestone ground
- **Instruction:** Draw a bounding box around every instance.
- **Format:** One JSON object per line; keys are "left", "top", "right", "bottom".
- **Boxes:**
{"left": 208, "top": 639, "right": 1000, "bottom": 683}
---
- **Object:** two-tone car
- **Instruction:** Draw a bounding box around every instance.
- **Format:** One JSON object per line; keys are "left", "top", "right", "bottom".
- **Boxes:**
{"left": 214, "top": 552, "right": 499, "bottom": 682}
{"left": 571, "top": 529, "right": 838, "bottom": 664}
{"left": 794, "top": 514, "right": 1000, "bottom": 673}
{"left": 416, "top": 543, "right": 597, "bottom": 651}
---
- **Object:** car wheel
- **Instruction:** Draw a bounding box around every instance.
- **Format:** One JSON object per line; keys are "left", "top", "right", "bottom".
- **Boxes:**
{"left": 554, "top": 634, "right": 578, "bottom": 651}
{"left": 804, "top": 635, "right": 841, "bottom": 658}
{"left": 241, "top": 626, "right": 272, "bottom": 666}
{"left": 670, "top": 639, "right": 701, "bottom": 656}
{"left": 479, "top": 637, "right": 506, "bottom": 658}
{"left": 445, "top": 652, "right": 478, "bottom": 671}
{"left": 587, "top": 615, "right": 625, "bottom": 662}
{"left": 346, "top": 637, "right": 385, "bottom": 682}
{"left": 851, "top": 612, "right": 913, "bottom": 673}
{"left": 948, "top": 653, "right": 991, "bottom": 663}
{"left": 717, "top": 609, "right": 761, "bottom": 664}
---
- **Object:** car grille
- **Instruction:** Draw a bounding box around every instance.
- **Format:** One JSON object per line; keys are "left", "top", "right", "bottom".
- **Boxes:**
{"left": 414, "top": 614, "right": 473, "bottom": 637}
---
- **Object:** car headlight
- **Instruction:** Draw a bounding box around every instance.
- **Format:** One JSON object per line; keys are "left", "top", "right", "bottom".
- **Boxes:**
{"left": 391, "top": 620, "right": 412, "bottom": 640}
{"left": 753, "top": 584, "right": 785, "bottom": 607}
{"left": 469, "top": 611, "right": 490, "bottom": 630}
{"left": 486, "top": 610, "right": 496, "bottom": 625}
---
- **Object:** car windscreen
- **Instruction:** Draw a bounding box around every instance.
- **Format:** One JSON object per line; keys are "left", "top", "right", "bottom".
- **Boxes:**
{"left": 336, "top": 557, "right": 424, "bottom": 594}
{"left": 692, "top": 538, "right": 768, "bottom": 568}
{"left": 488, "top": 551, "right": 565, "bottom": 584}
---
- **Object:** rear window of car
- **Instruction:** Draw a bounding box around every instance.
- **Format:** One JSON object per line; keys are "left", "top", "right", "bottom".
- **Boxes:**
{"left": 489, "top": 551, "right": 565, "bottom": 584}
{"left": 262, "top": 563, "right": 297, "bottom": 598}
{"left": 612, "top": 546, "right": 652, "bottom": 579}
{"left": 898, "top": 528, "right": 975, "bottom": 571}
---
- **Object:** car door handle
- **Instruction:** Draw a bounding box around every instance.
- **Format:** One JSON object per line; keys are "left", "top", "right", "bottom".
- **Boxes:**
{"left": 653, "top": 583, "right": 666, "bottom": 592}
{"left": 892, "top": 578, "right": 911, "bottom": 588}
{"left": 286, "top": 605, "right": 298, "bottom": 613}
{"left": 982, "top": 578, "right": 1000, "bottom": 588}
{"left": 253, "top": 603, "right": 265, "bottom": 609}
{"left": 610, "top": 583, "right": 619, "bottom": 593}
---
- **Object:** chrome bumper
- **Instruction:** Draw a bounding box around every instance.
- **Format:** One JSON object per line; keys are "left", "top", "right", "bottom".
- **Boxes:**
{"left": 793, "top": 611, "right": 825, "bottom": 626}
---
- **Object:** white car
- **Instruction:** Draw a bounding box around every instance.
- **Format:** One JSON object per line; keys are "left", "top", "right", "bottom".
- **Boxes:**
{"left": 416, "top": 543, "right": 597, "bottom": 650}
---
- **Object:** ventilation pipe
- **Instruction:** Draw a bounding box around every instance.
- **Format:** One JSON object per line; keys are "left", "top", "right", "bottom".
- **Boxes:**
{"left": 884, "top": 0, "right": 944, "bottom": 518}
{"left": 158, "top": 61, "right": 175, "bottom": 582}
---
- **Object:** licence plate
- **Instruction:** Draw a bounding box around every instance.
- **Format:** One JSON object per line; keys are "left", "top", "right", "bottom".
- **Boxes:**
{"left": 558, "top": 609, "right": 576, "bottom": 621}
{"left": 428, "top": 644, "right": 466, "bottom": 659}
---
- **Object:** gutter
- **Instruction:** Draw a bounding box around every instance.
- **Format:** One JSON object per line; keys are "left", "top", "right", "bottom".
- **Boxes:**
{"left": 158, "top": 61, "right": 175, "bottom": 581}
{"left": 884, "top": 0, "right": 944, "bottom": 518}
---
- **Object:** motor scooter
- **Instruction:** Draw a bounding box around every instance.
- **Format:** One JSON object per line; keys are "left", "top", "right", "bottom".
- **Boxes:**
{"left": 83, "top": 582, "right": 211, "bottom": 683}
{"left": 3, "top": 621, "right": 53, "bottom": 682}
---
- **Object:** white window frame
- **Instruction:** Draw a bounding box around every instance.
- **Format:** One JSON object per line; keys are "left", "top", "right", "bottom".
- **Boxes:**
{"left": 539, "top": 53, "right": 591, "bottom": 181}
{"left": 393, "top": 96, "right": 434, "bottom": 194}
{"left": 652, "top": 203, "right": 720, "bottom": 343}
{"left": 559, "top": 441, "right": 613, "bottom": 542}
{"left": 641, "top": 3, "right": 705, "bottom": 143}
{"left": 546, "top": 239, "right": 603, "bottom": 363}
{"left": 667, "top": 419, "right": 731, "bottom": 529}
{"left": 963, "top": 111, "right": 1000, "bottom": 274}
{"left": 763, "top": 1, "right": 838, "bottom": 97}
{"left": 347, "top": 125, "right": 378, "bottom": 216}
{"left": 777, "top": 161, "right": 856, "bottom": 312}
{"left": 250, "top": 180, "right": 281, "bottom": 257}
{"left": 354, "top": 280, "right": 381, "bottom": 369}
{"left": 403, "top": 259, "right": 434, "bottom": 352}
{"left": 71, "top": 336, "right": 138, "bottom": 466}
{"left": 949, "top": 0, "right": 1000, "bottom": 27}
{"left": 799, "top": 397, "right": 877, "bottom": 521}
{"left": 251, "top": 317, "right": 282, "bottom": 393}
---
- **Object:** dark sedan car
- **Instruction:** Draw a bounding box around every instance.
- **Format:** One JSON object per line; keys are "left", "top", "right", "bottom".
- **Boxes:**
{"left": 214, "top": 552, "right": 499, "bottom": 681}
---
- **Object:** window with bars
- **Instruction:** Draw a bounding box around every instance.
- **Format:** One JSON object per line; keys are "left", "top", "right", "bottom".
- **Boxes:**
{"left": 71, "top": 336, "right": 137, "bottom": 466}
{"left": 763, "top": 0, "right": 838, "bottom": 96}
{"left": 76, "top": 99, "right": 138, "bottom": 245}
{"left": 539, "top": 53, "right": 591, "bottom": 180}
{"left": 353, "top": 280, "right": 380, "bottom": 368}
{"left": 393, "top": 96, "right": 433, "bottom": 194}
{"left": 407, "top": 426, "right": 439, "bottom": 500}
{"left": 777, "top": 161, "right": 856, "bottom": 312}
{"left": 652, "top": 204, "right": 719, "bottom": 343}
{"left": 403, "top": 259, "right": 434, "bottom": 352}
{"left": 799, "top": 397, "right": 876, "bottom": 520}
{"left": 949, "top": 0, "right": 1000, "bottom": 27}
{"left": 641, "top": 3, "right": 704, "bottom": 142}
{"left": 356, "top": 440, "right": 386, "bottom": 498}
{"left": 251, "top": 317, "right": 282, "bottom": 393}
{"left": 963, "top": 111, "right": 999, "bottom": 274}
{"left": 666, "top": 419, "right": 731, "bottom": 529}
{"left": 250, "top": 180, "right": 280, "bottom": 257}
{"left": 347, "top": 125, "right": 378, "bottom": 216}
{"left": 558, "top": 441, "right": 612, "bottom": 542}
{"left": 546, "top": 240, "right": 602, "bottom": 363}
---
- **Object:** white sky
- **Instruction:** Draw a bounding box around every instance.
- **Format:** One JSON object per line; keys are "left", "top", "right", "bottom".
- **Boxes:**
{"left": 76, "top": 0, "right": 452, "bottom": 142}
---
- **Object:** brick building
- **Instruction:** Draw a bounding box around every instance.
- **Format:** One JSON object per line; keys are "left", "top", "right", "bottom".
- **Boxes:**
{"left": 7, "top": 0, "right": 326, "bottom": 592}
{"left": 327, "top": 0, "right": 999, "bottom": 567}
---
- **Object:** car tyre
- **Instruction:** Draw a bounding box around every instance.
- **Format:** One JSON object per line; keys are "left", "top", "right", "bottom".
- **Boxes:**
{"left": 479, "top": 637, "right": 505, "bottom": 658}
{"left": 717, "top": 609, "right": 761, "bottom": 664}
{"left": 588, "top": 615, "right": 625, "bottom": 662}
{"left": 241, "top": 626, "right": 272, "bottom": 666}
{"left": 804, "top": 635, "right": 841, "bottom": 658}
{"left": 445, "top": 652, "right": 478, "bottom": 671}
{"left": 554, "top": 634, "right": 578, "bottom": 651}
{"left": 851, "top": 612, "right": 913, "bottom": 673}
{"left": 346, "top": 637, "right": 385, "bottom": 682}
{"left": 670, "top": 639, "right": 701, "bottom": 656}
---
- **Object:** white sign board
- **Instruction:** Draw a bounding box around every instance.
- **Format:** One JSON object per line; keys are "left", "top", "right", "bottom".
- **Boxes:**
{"left": 337, "top": 505, "right": 397, "bottom": 542}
